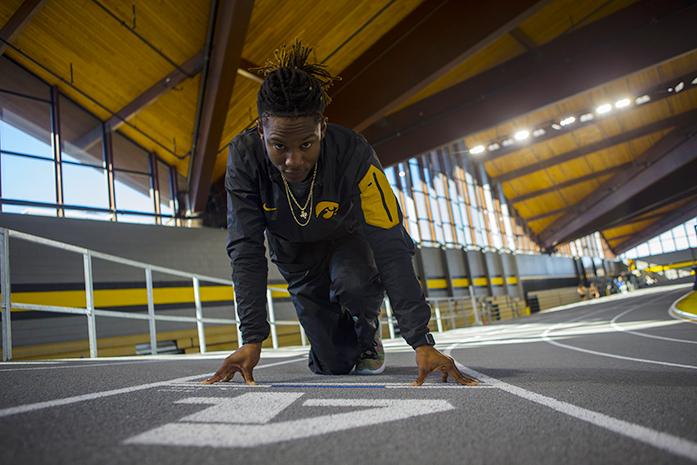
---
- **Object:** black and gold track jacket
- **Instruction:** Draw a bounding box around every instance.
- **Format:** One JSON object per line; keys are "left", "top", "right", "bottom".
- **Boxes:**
{"left": 225, "top": 123, "right": 431, "bottom": 348}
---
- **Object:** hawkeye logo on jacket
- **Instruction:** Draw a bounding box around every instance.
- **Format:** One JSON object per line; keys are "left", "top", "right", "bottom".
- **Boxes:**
{"left": 315, "top": 201, "right": 339, "bottom": 220}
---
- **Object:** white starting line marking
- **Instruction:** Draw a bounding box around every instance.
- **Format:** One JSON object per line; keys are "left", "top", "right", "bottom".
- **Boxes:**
{"left": 165, "top": 381, "right": 493, "bottom": 390}
{"left": 0, "top": 357, "right": 306, "bottom": 419}
{"left": 125, "top": 393, "right": 455, "bottom": 448}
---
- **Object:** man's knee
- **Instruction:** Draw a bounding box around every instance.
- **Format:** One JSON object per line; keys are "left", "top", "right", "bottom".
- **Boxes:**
{"left": 333, "top": 272, "right": 383, "bottom": 309}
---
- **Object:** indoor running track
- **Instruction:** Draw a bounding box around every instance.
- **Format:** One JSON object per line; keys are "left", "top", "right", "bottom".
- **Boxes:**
{"left": 1, "top": 285, "right": 696, "bottom": 465}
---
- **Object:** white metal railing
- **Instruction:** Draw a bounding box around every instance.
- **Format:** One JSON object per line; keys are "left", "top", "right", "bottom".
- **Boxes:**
{"left": 0, "top": 227, "right": 300, "bottom": 361}
{"left": 0, "top": 227, "right": 528, "bottom": 361}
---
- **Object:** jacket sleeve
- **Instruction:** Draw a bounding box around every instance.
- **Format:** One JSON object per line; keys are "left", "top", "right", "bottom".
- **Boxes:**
{"left": 225, "top": 141, "right": 270, "bottom": 345}
{"left": 350, "top": 137, "right": 432, "bottom": 349}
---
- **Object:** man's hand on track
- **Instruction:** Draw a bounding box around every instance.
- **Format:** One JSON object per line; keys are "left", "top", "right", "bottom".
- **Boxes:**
{"left": 412, "top": 345, "right": 479, "bottom": 386}
{"left": 203, "top": 342, "right": 262, "bottom": 385}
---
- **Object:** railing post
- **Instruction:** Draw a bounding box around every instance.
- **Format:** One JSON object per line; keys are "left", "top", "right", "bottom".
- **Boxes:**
{"left": 193, "top": 277, "right": 206, "bottom": 353}
{"left": 384, "top": 297, "right": 396, "bottom": 339}
{"left": 145, "top": 267, "right": 157, "bottom": 355}
{"left": 434, "top": 301, "right": 444, "bottom": 333}
{"left": 233, "top": 286, "right": 243, "bottom": 348}
{"left": 83, "top": 253, "right": 98, "bottom": 358}
{"left": 300, "top": 324, "right": 308, "bottom": 347}
{"left": 1, "top": 229, "right": 12, "bottom": 361}
{"left": 266, "top": 288, "right": 279, "bottom": 349}
{"left": 469, "top": 285, "right": 482, "bottom": 326}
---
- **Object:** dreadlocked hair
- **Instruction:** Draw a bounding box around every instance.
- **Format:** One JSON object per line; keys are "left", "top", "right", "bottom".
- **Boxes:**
{"left": 254, "top": 40, "right": 340, "bottom": 121}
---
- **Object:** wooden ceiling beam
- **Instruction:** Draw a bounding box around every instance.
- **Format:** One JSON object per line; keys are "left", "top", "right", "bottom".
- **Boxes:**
{"left": 188, "top": 0, "right": 254, "bottom": 213}
{"left": 324, "top": 0, "right": 544, "bottom": 131}
{"left": 494, "top": 108, "right": 697, "bottom": 183}
{"left": 0, "top": 0, "right": 45, "bottom": 56}
{"left": 361, "top": 0, "right": 697, "bottom": 166}
{"left": 540, "top": 121, "right": 697, "bottom": 248}
{"left": 507, "top": 162, "right": 631, "bottom": 204}
{"left": 613, "top": 201, "right": 697, "bottom": 254}
{"left": 73, "top": 54, "right": 259, "bottom": 151}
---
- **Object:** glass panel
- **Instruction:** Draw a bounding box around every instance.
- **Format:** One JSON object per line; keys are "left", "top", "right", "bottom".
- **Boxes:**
{"left": 116, "top": 213, "right": 156, "bottom": 225}
{"left": 64, "top": 209, "right": 113, "bottom": 221}
{"left": 1, "top": 152, "right": 55, "bottom": 202}
{"left": 114, "top": 171, "right": 154, "bottom": 213}
{"left": 1, "top": 203, "right": 55, "bottom": 216}
{"left": 62, "top": 162, "right": 109, "bottom": 209}
{"left": 59, "top": 94, "right": 103, "bottom": 166}
{"left": 0, "top": 57, "right": 51, "bottom": 100}
{"left": 157, "top": 161, "right": 174, "bottom": 215}
{"left": 112, "top": 132, "right": 150, "bottom": 173}
{"left": 659, "top": 231, "right": 675, "bottom": 253}
{"left": 686, "top": 219, "right": 697, "bottom": 247}
{"left": 0, "top": 92, "right": 53, "bottom": 158}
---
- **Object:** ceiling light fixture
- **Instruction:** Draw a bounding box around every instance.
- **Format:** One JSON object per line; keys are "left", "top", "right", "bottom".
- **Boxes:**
{"left": 635, "top": 95, "right": 651, "bottom": 105}
{"left": 692, "top": 76, "right": 697, "bottom": 85}
{"left": 579, "top": 113, "right": 594, "bottom": 122}
{"left": 469, "top": 145, "right": 486, "bottom": 155}
{"left": 398, "top": 171, "right": 406, "bottom": 177}
{"left": 614, "top": 98, "right": 631, "bottom": 109}
{"left": 487, "top": 143, "right": 501, "bottom": 151}
{"left": 596, "top": 103, "right": 612, "bottom": 114}
{"left": 560, "top": 116, "right": 576, "bottom": 126}
{"left": 532, "top": 128, "right": 546, "bottom": 137}
{"left": 674, "top": 81, "right": 685, "bottom": 93}
{"left": 501, "top": 138, "right": 514, "bottom": 147}
{"left": 514, "top": 130, "right": 530, "bottom": 141}
{"left": 551, "top": 123, "right": 562, "bottom": 130}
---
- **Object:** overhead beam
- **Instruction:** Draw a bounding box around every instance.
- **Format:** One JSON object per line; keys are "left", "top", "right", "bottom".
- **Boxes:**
{"left": 188, "top": 0, "right": 254, "bottom": 213}
{"left": 614, "top": 201, "right": 697, "bottom": 254}
{"left": 362, "top": 0, "right": 697, "bottom": 166}
{"left": 540, "top": 121, "right": 697, "bottom": 247}
{"left": 494, "top": 109, "right": 697, "bottom": 183}
{"left": 324, "top": 0, "right": 544, "bottom": 131}
{"left": 507, "top": 162, "right": 631, "bottom": 204}
{"left": 524, "top": 206, "right": 571, "bottom": 223}
{"left": 0, "top": 0, "right": 45, "bottom": 56}
{"left": 73, "top": 54, "right": 260, "bottom": 151}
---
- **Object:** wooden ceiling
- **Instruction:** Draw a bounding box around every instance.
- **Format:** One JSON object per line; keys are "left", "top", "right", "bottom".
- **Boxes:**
{"left": 1, "top": 0, "right": 695, "bottom": 253}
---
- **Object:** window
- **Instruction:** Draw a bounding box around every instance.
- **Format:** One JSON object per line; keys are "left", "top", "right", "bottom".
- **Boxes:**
{"left": 1, "top": 152, "right": 55, "bottom": 204}
{"left": 157, "top": 161, "right": 175, "bottom": 217}
{"left": 0, "top": 93, "right": 53, "bottom": 159}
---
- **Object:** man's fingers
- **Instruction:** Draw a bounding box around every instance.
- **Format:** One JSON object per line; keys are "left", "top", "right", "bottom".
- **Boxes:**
{"left": 241, "top": 367, "right": 257, "bottom": 385}
{"left": 412, "top": 368, "right": 430, "bottom": 386}
{"left": 202, "top": 373, "right": 222, "bottom": 385}
{"left": 448, "top": 363, "right": 479, "bottom": 386}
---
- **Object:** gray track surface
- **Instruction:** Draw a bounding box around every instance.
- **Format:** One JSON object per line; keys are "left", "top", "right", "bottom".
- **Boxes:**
{"left": 1, "top": 286, "right": 696, "bottom": 465}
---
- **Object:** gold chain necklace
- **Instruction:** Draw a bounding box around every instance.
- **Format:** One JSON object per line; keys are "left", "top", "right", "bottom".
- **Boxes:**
{"left": 281, "top": 163, "right": 317, "bottom": 227}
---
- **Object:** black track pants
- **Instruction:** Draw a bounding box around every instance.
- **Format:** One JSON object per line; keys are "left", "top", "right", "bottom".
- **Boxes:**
{"left": 273, "top": 233, "right": 385, "bottom": 375}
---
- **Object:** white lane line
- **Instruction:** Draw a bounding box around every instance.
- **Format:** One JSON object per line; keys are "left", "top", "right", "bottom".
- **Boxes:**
{"left": 541, "top": 293, "right": 697, "bottom": 370}
{"left": 446, "top": 344, "right": 697, "bottom": 462}
{"left": 610, "top": 308, "right": 697, "bottom": 345}
{"left": 0, "top": 360, "right": 170, "bottom": 372}
{"left": 0, "top": 361, "right": 63, "bottom": 366}
{"left": 0, "top": 357, "right": 306, "bottom": 418}
{"left": 164, "top": 381, "right": 495, "bottom": 390}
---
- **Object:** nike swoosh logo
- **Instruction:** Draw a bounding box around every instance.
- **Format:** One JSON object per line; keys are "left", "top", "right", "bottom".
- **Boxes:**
{"left": 263, "top": 203, "right": 277, "bottom": 212}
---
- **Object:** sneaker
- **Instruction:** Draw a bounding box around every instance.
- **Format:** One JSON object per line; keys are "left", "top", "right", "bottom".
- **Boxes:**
{"left": 354, "top": 326, "right": 385, "bottom": 375}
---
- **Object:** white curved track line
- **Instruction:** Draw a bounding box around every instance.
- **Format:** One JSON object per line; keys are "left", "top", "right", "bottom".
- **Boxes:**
{"left": 610, "top": 308, "right": 697, "bottom": 345}
{"left": 445, "top": 343, "right": 697, "bottom": 462}
{"left": 542, "top": 293, "right": 697, "bottom": 370}
{"left": 668, "top": 291, "right": 697, "bottom": 325}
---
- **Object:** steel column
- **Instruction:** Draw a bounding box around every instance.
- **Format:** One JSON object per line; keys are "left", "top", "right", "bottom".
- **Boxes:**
{"left": 193, "top": 276, "right": 206, "bottom": 353}
{"left": 83, "top": 253, "right": 97, "bottom": 358}
{"left": 145, "top": 267, "right": 158, "bottom": 355}
{"left": 1, "top": 229, "right": 12, "bottom": 361}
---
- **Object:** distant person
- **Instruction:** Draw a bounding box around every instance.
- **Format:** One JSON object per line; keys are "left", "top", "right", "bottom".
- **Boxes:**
{"left": 576, "top": 283, "right": 587, "bottom": 300}
{"left": 204, "top": 42, "right": 476, "bottom": 387}
{"left": 589, "top": 282, "right": 600, "bottom": 299}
